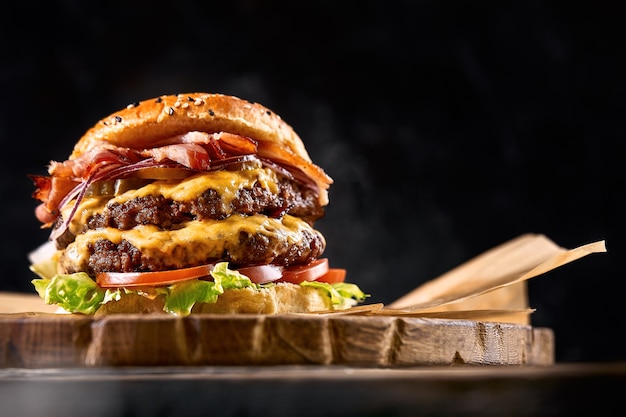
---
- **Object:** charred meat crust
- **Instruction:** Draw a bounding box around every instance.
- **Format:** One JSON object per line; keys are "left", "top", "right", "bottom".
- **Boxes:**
{"left": 69, "top": 228, "right": 325, "bottom": 275}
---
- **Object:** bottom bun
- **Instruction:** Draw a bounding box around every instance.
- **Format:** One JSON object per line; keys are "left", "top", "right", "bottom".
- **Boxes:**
{"left": 94, "top": 283, "right": 334, "bottom": 316}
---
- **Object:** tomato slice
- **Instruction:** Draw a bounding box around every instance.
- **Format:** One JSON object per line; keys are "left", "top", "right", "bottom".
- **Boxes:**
{"left": 94, "top": 258, "right": 342, "bottom": 288}
{"left": 315, "top": 268, "right": 346, "bottom": 284}
{"left": 236, "top": 264, "right": 283, "bottom": 284}
{"left": 277, "top": 258, "right": 330, "bottom": 284}
{"left": 96, "top": 264, "right": 214, "bottom": 288}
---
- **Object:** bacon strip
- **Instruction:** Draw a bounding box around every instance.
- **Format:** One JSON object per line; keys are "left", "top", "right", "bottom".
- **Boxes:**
{"left": 214, "top": 132, "right": 258, "bottom": 155}
{"left": 141, "top": 144, "right": 210, "bottom": 171}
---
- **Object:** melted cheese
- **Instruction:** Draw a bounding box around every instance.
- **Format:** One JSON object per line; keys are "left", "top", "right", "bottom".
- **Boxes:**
{"left": 63, "top": 168, "right": 281, "bottom": 236}
{"left": 114, "top": 168, "right": 279, "bottom": 204}
{"left": 63, "top": 214, "right": 319, "bottom": 272}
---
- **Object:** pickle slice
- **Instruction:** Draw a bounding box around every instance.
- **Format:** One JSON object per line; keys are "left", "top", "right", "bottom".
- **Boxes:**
{"left": 85, "top": 178, "right": 152, "bottom": 197}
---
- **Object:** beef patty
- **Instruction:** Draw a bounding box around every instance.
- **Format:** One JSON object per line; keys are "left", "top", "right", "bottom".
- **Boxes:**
{"left": 56, "top": 177, "right": 326, "bottom": 274}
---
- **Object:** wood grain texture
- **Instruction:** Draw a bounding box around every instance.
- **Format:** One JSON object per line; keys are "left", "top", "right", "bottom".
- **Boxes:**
{"left": 0, "top": 313, "right": 553, "bottom": 368}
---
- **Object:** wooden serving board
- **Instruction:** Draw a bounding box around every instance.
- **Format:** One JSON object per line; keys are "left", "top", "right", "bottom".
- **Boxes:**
{"left": 0, "top": 312, "right": 554, "bottom": 368}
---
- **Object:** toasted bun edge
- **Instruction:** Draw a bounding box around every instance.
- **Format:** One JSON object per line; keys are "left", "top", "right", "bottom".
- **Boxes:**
{"left": 94, "top": 282, "right": 334, "bottom": 316}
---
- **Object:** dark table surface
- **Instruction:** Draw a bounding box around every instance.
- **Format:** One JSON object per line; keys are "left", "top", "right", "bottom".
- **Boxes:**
{"left": 2, "top": 362, "right": 624, "bottom": 417}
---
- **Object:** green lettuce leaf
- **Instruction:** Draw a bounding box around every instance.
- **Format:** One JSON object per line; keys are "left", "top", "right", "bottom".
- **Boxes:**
{"left": 301, "top": 281, "right": 369, "bottom": 309}
{"left": 32, "top": 272, "right": 120, "bottom": 315}
{"left": 163, "top": 262, "right": 257, "bottom": 315}
{"left": 210, "top": 262, "right": 254, "bottom": 289}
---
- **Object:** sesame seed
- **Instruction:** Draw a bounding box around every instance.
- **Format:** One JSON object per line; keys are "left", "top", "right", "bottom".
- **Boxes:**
{"left": 266, "top": 110, "right": 272, "bottom": 116}
{"left": 208, "top": 109, "right": 215, "bottom": 116}
{"left": 182, "top": 102, "right": 189, "bottom": 109}
{"left": 156, "top": 97, "right": 163, "bottom": 103}
{"left": 174, "top": 102, "right": 181, "bottom": 108}
{"left": 115, "top": 115, "right": 123, "bottom": 123}
{"left": 167, "top": 107, "right": 175, "bottom": 115}
{"left": 194, "top": 99, "right": 203, "bottom": 106}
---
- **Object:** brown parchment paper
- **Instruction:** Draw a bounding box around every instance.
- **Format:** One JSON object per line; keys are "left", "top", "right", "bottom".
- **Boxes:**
{"left": 366, "top": 233, "right": 606, "bottom": 324}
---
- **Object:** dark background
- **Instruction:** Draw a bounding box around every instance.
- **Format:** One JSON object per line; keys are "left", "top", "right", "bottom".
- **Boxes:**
{"left": 1, "top": 1, "right": 623, "bottom": 363}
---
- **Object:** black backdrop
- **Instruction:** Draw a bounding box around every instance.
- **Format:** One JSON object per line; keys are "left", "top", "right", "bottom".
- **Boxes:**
{"left": 1, "top": 1, "right": 623, "bottom": 362}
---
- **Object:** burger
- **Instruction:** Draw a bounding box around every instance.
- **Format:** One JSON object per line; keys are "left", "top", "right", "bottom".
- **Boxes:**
{"left": 29, "top": 93, "right": 367, "bottom": 316}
